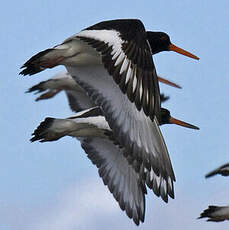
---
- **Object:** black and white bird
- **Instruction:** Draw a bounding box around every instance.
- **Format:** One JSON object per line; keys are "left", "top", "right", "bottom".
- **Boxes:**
{"left": 199, "top": 205, "right": 229, "bottom": 222}
{"left": 21, "top": 19, "right": 196, "bottom": 119}
{"left": 205, "top": 163, "right": 229, "bottom": 178}
{"left": 21, "top": 19, "right": 199, "bottom": 215}
{"left": 26, "top": 71, "right": 180, "bottom": 110}
{"left": 31, "top": 106, "right": 198, "bottom": 225}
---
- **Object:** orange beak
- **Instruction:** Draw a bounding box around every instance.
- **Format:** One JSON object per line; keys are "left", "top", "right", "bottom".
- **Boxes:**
{"left": 169, "top": 44, "right": 199, "bottom": 60}
{"left": 157, "top": 76, "right": 182, "bottom": 89}
{"left": 169, "top": 117, "right": 199, "bottom": 130}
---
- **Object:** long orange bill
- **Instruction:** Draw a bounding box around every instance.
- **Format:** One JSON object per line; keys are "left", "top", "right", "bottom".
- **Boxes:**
{"left": 157, "top": 76, "right": 182, "bottom": 89}
{"left": 169, "top": 117, "right": 199, "bottom": 130}
{"left": 169, "top": 44, "right": 199, "bottom": 60}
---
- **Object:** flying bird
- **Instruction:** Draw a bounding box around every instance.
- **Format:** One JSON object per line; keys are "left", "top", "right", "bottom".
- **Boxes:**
{"left": 31, "top": 106, "right": 199, "bottom": 225}
{"left": 205, "top": 163, "right": 229, "bottom": 178}
{"left": 199, "top": 205, "right": 229, "bottom": 222}
{"left": 26, "top": 72, "right": 94, "bottom": 112}
{"left": 20, "top": 19, "right": 197, "bottom": 120}
{"left": 20, "top": 19, "right": 199, "bottom": 214}
{"left": 26, "top": 71, "right": 180, "bottom": 110}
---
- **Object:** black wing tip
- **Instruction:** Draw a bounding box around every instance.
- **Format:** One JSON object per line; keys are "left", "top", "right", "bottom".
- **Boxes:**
{"left": 30, "top": 117, "right": 54, "bottom": 142}
{"left": 205, "top": 168, "right": 222, "bottom": 178}
{"left": 205, "top": 171, "right": 217, "bottom": 178}
{"left": 146, "top": 175, "right": 175, "bottom": 202}
{"left": 205, "top": 163, "right": 229, "bottom": 178}
{"left": 162, "top": 195, "right": 168, "bottom": 203}
{"left": 133, "top": 218, "right": 140, "bottom": 226}
{"left": 126, "top": 207, "right": 143, "bottom": 226}
{"left": 168, "top": 190, "right": 175, "bottom": 200}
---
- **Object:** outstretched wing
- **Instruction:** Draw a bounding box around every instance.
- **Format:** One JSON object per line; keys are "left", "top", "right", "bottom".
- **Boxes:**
{"left": 80, "top": 137, "right": 146, "bottom": 225}
{"left": 67, "top": 64, "right": 175, "bottom": 201}
{"left": 30, "top": 113, "right": 146, "bottom": 225}
{"left": 205, "top": 163, "right": 229, "bottom": 178}
{"left": 69, "top": 19, "right": 160, "bottom": 119}
{"left": 21, "top": 19, "right": 160, "bottom": 118}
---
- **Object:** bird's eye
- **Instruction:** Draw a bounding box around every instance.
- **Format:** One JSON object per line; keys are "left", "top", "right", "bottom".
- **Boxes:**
{"left": 161, "top": 36, "right": 168, "bottom": 41}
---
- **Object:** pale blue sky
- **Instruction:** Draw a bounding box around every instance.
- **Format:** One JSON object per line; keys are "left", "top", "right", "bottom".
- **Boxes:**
{"left": 1, "top": 1, "right": 229, "bottom": 229}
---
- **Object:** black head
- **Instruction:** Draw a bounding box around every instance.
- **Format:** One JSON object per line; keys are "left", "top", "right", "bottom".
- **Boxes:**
{"left": 159, "top": 108, "right": 171, "bottom": 125}
{"left": 159, "top": 108, "right": 199, "bottom": 130}
{"left": 147, "top": 31, "right": 199, "bottom": 60}
{"left": 146, "top": 32, "right": 171, "bottom": 54}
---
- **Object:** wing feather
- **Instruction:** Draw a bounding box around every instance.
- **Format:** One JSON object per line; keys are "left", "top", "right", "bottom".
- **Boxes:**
{"left": 81, "top": 137, "right": 146, "bottom": 225}
{"left": 67, "top": 65, "right": 175, "bottom": 201}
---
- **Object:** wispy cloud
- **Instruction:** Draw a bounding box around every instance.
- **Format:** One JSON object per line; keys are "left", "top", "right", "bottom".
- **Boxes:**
{"left": 2, "top": 179, "right": 229, "bottom": 230}
{"left": 31, "top": 182, "right": 229, "bottom": 230}
{"left": 29, "top": 179, "right": 121, "bottom": 230}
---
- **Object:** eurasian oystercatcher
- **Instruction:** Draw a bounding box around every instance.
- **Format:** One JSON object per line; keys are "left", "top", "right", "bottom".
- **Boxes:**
{"left": 26, "top": 71, "right": 180, "bottom": 109}
{"left": 31, "top": 106, "right": 199, "bottom": 225}
{"left": 20, "top": 19, "right": 199, "bottom": 213}
{"left": 199, "top": 205, "right": 229, "bottom": 222}
{"left": 205, "top": 163, "right": 229, "bottom": 178}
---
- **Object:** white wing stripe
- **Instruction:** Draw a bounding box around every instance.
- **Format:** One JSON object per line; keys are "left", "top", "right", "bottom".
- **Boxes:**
{"left": 115, "top": 52, "right": 125, "bottom": 66}
{"left": 139, "top": 80, "right": 143, "bottom": 101}
{"left": 132, "top": 75, "right": 137, "bottom": 93}
{"left": 120, "top": 57, "right": 129, "bottom": 74}
{"left": 125, "top": 65, "right": 132, "bottom": 84}
{"left": 78, "top": 29, "right": 123, "bottom": 54}
{"left": 112, "top": 50, "right": 121, "bottom": 60}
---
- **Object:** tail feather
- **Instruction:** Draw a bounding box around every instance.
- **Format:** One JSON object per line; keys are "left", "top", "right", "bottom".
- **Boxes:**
{"left": 20, "top": 48, "right": 64, "bottom": 76}
{"left": 198, "top": 206, "right": 218, "bottom": 219}
{"left": 26, "top": 81, "right": 48, "bottom": 93}
{"left": 31, "top": 117, "right": 77, "bottom": 142}
{"left": 31, "top": 117, "right": 55, "bottom": 142}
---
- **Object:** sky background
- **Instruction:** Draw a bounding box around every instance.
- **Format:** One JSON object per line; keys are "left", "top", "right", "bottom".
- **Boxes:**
{"left": 1, "top": 1, "right": 229, "bottom": 229}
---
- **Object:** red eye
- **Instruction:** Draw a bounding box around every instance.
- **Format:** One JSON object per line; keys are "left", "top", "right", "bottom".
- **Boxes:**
{"left": 161, "top": 36, "right": 168, "bottom": 41}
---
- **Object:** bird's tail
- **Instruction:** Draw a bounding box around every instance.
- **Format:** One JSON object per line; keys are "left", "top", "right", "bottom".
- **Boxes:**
{"left": 198, "top": 205, "right": 218, "bottom": 219}
{"left": 20, "top": 48, "right": 66, "bottom": 76}
{"left": 30, "top": 117, "right": 75, "bottom": 142}
{"left": 198, "top": 205, "right": 226, "bottom": 222}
